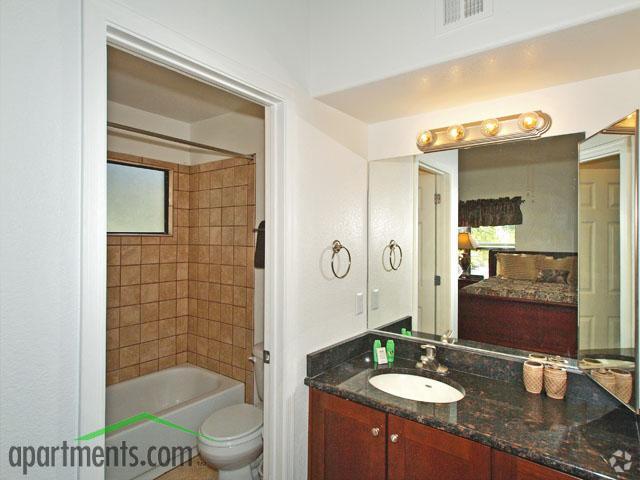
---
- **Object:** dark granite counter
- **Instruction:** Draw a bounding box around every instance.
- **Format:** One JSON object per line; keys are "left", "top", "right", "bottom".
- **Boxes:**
{"left": 305, "top": 348, "right": 640, "bottom": 479}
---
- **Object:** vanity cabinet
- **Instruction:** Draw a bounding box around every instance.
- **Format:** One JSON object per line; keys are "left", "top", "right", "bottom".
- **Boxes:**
{"left": 387, "top": 414, "right": 490, "bottom": 479}
{"left": 309, "top": 389, "right": 578, "bottom": 480}
{"left": 309, "top": 388, "right": 387, "bottom": 480}
{"left": 492, "top": 450, "right": 578, "bottom": 480}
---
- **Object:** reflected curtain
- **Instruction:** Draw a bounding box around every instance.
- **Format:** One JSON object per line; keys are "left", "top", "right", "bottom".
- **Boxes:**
{"left": 459, "top": 196, "right": 524, "bottom": 227}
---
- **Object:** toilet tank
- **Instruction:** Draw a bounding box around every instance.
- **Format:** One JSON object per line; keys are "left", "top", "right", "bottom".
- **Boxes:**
{"left": 253, "top": 342, "right": 264, "bottom": 402}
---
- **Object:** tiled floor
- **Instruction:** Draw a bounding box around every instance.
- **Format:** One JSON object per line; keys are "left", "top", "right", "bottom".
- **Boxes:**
{"left": 156, "top": 455, "right": 217, "bottom": 480}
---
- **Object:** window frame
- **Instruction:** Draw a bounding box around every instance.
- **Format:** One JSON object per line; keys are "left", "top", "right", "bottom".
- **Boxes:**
{"left": 107, "top": 159, "right": 173, "bottom": 236}
{"left": 468, "top": 225, "right": 516, "bottom": 277}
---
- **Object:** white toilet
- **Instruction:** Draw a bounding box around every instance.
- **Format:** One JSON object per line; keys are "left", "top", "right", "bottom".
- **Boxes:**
{"left": 198, "top": 343, "right": 264, "bottom": 480}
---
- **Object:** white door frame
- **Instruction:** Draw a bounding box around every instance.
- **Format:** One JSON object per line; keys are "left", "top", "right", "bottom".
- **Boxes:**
{"left": 579, "top": 135, "right": 634, "bottom": 348}
{"left": 417, "top": 151, "right": 459, "bottom": 336}
{"left": 80, "top": 2, "right": 287, "bottom": 478}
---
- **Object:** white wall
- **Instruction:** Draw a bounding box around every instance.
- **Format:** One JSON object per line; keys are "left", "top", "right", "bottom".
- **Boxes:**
{"left": 368, "top": 157, "right": 414, "bottom": 329}
{"left": 0, "top": 0, "right": 81, "bottom": 478}
{"left": 369, "top": 69, "right": 640, "bottom": 161}
{"left": 107, "top": 101, "right": 192, "bottom": 163}
{"left": 2, "top": 1, "right": 368, "bottom": 479}
{"left": 191, "top": 109, "right": 267, "bottom": 345}
{"left": 309, "top": 0, "right": 640, "bottom": 95}
{"left": 459, "top": 136, "right": 579, "bottom": 251}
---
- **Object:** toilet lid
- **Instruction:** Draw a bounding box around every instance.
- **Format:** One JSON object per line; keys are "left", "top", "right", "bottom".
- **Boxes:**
{"left": 200, "top": 404, "right": 263, "bottom": 442}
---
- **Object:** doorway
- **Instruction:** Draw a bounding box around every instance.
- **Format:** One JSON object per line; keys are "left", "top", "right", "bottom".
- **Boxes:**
{"left": 81, "top": 17, "right": 286, "bottom": 480}
{"left": 417, "top": 165, "right": 452, "bottom": 335}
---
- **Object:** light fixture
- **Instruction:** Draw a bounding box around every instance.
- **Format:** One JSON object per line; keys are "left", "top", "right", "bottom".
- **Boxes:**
{"left": 480, "top": 118, "right": 500, "bottom": 137}
{"left": 415, "top": 111, "right": 551, "bottom": 153}
{"left": 447, "top": 124, "right": 466, "bottom": 141}
{"left": 416, "top": 130, "right": 435, "bottom": 148}
{"left": 517, "top": 111, "right": 541, "bottom": 132}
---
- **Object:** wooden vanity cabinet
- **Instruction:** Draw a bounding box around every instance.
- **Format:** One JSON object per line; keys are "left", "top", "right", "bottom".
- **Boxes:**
{"left": 309, "top": 389, "right": 578, "bottom": 480}
{"left": 492, "top": 450, "right": 579, "bottom": 480}
{"left": 387, "top": 414, "right": 490, "bottom": 480}
{"left": 309, "top": 388, "right": 387, "bottom": 480}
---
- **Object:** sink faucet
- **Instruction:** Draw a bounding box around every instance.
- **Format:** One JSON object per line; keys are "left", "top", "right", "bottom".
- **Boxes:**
{"left": 416, "top": 344, "right": 449, "bottom": 375}
{"left": 441, "top": 330, "right": 455, "bottom": 344}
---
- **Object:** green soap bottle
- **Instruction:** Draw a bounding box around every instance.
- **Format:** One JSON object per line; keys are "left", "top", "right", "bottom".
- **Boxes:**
{"left": 373, "top": 339, "right": 382, "bottom": 363}
{"left": 386, "top": 339, "right": 395, "bottom": 363}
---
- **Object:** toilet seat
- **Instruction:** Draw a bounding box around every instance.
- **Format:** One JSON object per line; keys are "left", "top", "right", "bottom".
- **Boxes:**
{"left": 199, "top": 404, "right": 263, "bottom": 448}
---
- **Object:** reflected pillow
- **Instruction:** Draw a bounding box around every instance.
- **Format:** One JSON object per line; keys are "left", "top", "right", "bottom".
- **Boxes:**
{"left": 537, "top": 256, "right": 577, "bottom": 286}
{"left": 536, "top": 268, "right": 570, "bottom": 284}
{"left": 497, "top": 254, "right": 539, "bottom": 281}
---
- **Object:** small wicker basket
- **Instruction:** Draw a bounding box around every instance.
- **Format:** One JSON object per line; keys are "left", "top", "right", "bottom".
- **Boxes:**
{"left": 611, "top": 368, "right": 633, "bottom": 404}
{"left": 523, "top": 361, "right": 544, "bottom": 394}
{"left": 544, "top": 365, "right": 567, "bottom": 400}
{"left": 591, "top": 368, "right": 616, "bottom": 396}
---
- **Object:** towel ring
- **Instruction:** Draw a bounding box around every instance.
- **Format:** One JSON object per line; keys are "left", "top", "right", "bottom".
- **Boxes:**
{"left": 388, "top": 240, "right": 403, "bottom": 270}
{"left": 331, "top": 240, "right": 351, "bottom": 279}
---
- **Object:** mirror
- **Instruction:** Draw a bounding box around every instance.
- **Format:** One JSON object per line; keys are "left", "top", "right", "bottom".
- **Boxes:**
{"left": 578, "top": 111, "right": 638, "bottom": 412}
{"left": 368, "top": 112, "right": 639, "bottom": 412}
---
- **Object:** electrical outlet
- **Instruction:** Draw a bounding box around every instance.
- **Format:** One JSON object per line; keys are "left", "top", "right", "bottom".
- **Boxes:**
{"left": 371, "top": 289, "right": 380, "bottom": 310}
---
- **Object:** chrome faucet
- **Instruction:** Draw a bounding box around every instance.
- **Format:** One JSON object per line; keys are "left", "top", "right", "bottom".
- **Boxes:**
{"left": 416, "top": 344, "right": 449, "bottom": 375}
{"left": 441, "top": 330, "right": 455, "bottom": 344}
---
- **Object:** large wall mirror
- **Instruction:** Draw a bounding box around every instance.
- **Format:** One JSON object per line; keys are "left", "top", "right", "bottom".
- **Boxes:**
{"left": 367, "top": 111, "right": 639, "bottom": 413}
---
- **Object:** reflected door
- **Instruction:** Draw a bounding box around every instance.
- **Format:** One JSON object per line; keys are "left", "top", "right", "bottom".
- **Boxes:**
{"left": 579, "top": 159, "right": 620, "bottom": 349}
{"left": 418, "top": 169, "right": 437, "bottom": 332}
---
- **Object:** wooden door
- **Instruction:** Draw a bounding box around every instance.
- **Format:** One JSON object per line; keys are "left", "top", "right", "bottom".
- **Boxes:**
{"left": 492, "top": 450, "right": 579, "bottom": 479}
{"left": 387, "top": 414, "right": 490, "bottom": 480}
{"left": 308, "top": 389, "right": 386, "bottom": 480}
{"left": 579, "top": 161, "right": 621, "bottom": 349}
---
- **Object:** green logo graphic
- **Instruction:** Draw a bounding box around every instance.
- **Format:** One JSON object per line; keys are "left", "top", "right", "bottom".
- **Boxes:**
{"left": 76, "top": 412, "right": 215, "bottom": 442}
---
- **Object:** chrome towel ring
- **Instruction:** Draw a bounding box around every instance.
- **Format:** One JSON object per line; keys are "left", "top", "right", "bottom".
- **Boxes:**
{"left": 331, "top": 240, "right": 352, "bottom": 279}
{"left": 388, "top": 240, "right": 403, "bottom": 270}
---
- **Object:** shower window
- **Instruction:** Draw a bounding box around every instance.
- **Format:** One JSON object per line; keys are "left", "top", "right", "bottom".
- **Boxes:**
{"left": 107, "top": 160, "right": 171, "bottom": 235}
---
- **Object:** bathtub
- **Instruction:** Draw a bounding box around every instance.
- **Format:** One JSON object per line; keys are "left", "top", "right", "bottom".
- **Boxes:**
{"left": 106, "top": 365, "right": 244, "bottom": 480}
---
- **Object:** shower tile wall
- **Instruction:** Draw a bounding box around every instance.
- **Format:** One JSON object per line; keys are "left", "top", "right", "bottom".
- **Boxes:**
{"left": 106, "top": 153, "right": 256, "bottom": 403}
{"left": 106, "top": 152, "right": 190, "bottom": 386}
{"left": 186, "top": 158, "right": 256, "bottom": 404}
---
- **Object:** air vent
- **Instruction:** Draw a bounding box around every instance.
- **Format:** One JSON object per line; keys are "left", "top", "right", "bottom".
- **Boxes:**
{"left": 436, "top": 0, "right": 493, "bottom": 34}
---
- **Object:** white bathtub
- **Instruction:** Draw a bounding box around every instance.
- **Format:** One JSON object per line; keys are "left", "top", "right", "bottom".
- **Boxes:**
{"left": 106, "top": 365, "right": 244, "bottom": 480}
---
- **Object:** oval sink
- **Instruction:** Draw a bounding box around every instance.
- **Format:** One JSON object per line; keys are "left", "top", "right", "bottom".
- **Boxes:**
{"left": 368, "top": 373, "right": 464, "bottom": 403}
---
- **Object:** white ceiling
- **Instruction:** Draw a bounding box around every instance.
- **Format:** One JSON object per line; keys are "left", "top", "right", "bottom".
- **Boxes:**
{"left": 107, "top": 47, "right": 263, "bottom": 123}
{"left": 317, "top": 10, "right": 640, "bottom": 124}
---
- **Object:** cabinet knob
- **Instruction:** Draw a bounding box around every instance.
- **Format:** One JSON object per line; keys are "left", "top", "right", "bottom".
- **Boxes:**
{"left": 371, "top": 427, "right": 380, "bottom": 437}
{"left": 390, "top": 433, "right": 399, "bottom": 443}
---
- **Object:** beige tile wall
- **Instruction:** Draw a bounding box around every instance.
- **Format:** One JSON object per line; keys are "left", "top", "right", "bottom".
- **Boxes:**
{"left": 106, "top": 152, "right": 190, "bottom": 385}
{"left": 106, "top": 153, "right": 257, "bottom": 403}
{"left": 186, "top": 158, "right": 256, "bottom": 404}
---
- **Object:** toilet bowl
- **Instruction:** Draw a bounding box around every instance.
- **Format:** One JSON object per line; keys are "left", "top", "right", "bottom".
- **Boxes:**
{"left": 198, "top": 343, "right": 265, "bottom": 479}
{"left": 198, "top": 403, "right": 263, "bottom": 479}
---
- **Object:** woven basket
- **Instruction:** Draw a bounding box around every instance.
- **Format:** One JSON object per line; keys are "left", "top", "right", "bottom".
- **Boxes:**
{"left": 523, "top": 361, "right": 544, "bottom": 394}
{"left": 544, "top": 365, "right": 567, "bottom": 400}
{"left": 611, "top": 369, "right": 633, "bottom": 404}
{"left": 591, "top": 369, "right": 616, "bottom": 395}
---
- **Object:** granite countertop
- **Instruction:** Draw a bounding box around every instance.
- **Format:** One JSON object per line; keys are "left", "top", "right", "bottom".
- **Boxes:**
{"left": 305, "top": 353, "right": 640, "bottom": 480}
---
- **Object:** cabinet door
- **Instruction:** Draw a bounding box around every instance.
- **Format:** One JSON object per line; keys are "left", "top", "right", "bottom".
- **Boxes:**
{"left": 309, "top": 389, "right": 386, "bottom": 480}
{"left": 387, "top": 414, "right": 490, "bottom": 480}
{"left": 492, "top": 450, "right": 579, "bottom": 480}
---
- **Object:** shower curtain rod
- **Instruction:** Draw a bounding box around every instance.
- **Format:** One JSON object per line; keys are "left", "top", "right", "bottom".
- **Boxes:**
{"left": 107, "top": 122, "right": 255, "bottom": 161}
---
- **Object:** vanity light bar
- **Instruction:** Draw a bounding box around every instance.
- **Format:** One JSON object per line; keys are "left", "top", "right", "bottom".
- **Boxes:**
{"left": 416, "top": 111, "right": 552, "bottom": 153}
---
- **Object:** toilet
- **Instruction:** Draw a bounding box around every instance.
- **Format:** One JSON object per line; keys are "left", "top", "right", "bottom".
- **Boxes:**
{"left": 198, "top": 343, "right": 264, "bottom": 480}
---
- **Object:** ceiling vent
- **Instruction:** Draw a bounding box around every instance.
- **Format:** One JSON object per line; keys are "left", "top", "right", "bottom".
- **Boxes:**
{"left": 436, "top": 0, "right": 493, "bottom": 35}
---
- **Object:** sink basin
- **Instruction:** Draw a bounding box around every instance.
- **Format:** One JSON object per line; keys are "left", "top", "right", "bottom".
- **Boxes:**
{"left": 368, "top": 373, "right": 465, "bottom": 403}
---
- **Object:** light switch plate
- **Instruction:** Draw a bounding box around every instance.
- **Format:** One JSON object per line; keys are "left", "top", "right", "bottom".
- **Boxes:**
{"left": 371, "top": 289, "right": 380, "bottom": 310}
{"left": 355, "top": 292, "right": 364, "bottom": 315}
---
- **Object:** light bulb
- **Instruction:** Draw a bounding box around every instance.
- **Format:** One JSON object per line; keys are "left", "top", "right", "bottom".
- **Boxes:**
{"left": 518, "top": 112, "right": 540, "bottom": 132}
{"left": 480, "top": 118, "right": 500, "bottom": 137}
{"left": 416, "top": 130, "right": 435, "bottom": 148}
{"left": 447, "top": 125, "right": 466, "bottom": 141}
